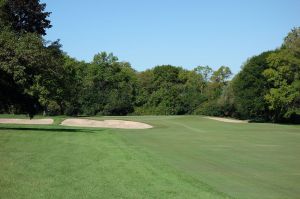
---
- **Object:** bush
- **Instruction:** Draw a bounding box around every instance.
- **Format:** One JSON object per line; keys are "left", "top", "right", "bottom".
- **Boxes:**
{"left": 194, "top": 100, "right": 222, "bottom": 116}
{"left": 46, "top": 101, "right": 61, "bottom": 116}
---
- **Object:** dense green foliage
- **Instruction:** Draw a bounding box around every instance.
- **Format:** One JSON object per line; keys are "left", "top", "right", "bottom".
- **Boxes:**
{"left": 0, "top": 0, "right": 299, "bottom": 122}
{"left": 232, "top": 51, "right": 273, "bottom": 120}
{"left": 79, "top": 52, "right": 137, "bottom": 116}
{"left": 1, "top": 115, "right": 299, "bottom": 198}
{"left": 232, "top": 28, "right": 300, "bottom": 122}
{"left": 0, "top": 27, "right": 64, "bottom": 116}
{"left": 0, "top": 0, "right": 61, "bottom": 117}
{"left": 135, "top": 65, "right": 207, "bottom": 115}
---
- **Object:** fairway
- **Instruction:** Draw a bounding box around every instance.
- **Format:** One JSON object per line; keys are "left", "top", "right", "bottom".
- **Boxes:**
{"left": 0, "top": 116, "right": 299, "bottom": 199}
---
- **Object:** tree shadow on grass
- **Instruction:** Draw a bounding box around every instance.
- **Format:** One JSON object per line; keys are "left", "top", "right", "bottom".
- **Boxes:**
{"left": 0, "top": 126, "right": 104, "bottom": 134}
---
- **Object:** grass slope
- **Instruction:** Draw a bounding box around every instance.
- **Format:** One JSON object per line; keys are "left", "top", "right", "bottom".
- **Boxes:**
{"left": 1, "top": 115, "right": 300, "bottom": 199}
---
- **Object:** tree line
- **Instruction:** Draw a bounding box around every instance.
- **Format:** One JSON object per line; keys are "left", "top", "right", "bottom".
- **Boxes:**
{"left": 0, "top": 0, "right": 299, "bottom": 123}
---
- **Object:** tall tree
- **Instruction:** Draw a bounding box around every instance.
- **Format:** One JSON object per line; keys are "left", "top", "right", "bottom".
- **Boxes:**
{"left": 0, "top": 28, "right": 49, "bottom": 116}
{"left": 135, "top": 65, "right": 206, "bottom": 115}
{"left": 145, "top": 65, "right": 184, "bottom": 115}
{"left": 194, "top": 65, "right": 211, "bottom": 93}
{"left": 210, "top": 66, "right": 232, "bottom": 83}
{"left": 194, "top": 65, "right": 213, "bottom": 82}
{"left": 263, "top": 27, "right": 300, "bottom": 122}
{"left": 80, "top": 52, "right": 136, "bottom": 115}
{"left": 0, "top": 0, "right": 51, "bottom": 35}
{"left": 207, "top": 66, "right": 232, "bottom": 100}
{"left": 232, "top": 52, "right": 273, "bottom": 120}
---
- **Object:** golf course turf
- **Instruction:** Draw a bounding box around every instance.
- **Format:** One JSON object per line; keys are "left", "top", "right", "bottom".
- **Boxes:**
{"left": 0, "top": 116, "right": 299, "bottom": 199}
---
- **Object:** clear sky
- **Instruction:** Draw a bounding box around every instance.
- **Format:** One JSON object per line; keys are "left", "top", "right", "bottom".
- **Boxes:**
{"left": 42, "top": 0, "right": 300, "bottom": 74}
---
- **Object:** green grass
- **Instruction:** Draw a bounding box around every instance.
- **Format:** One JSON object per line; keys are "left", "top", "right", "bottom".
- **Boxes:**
{"left": 0, "top": 116, "right": 299, "bottom": 198}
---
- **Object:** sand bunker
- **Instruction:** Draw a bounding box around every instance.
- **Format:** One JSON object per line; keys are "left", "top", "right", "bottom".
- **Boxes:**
{"left": 0, "top": 118, "right": 54, "bottom": 125}
{"left": 61, "top": 118, "right": 153, "bottom": 129}
{"left": 205, "top": 116, "right": 248, "bottom": 123}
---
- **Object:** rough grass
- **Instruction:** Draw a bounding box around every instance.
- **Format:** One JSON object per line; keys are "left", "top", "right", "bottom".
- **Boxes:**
{"left": 0, "top": 115, "right": 299, "bottom": 199}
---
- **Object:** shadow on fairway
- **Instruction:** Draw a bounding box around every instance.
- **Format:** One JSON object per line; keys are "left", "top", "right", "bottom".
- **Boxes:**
{"left": 0, "top": 126, "right": 103, "bottom": 134}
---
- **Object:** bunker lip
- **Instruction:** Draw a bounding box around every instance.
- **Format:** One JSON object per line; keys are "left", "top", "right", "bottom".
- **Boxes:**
{"left": 0, "top": 118, "right": 54, "bottom": 125}
{"left": 61, "top": 118, "right": 153, "bottom": 129}
{"left": 205, "top": 116, "right": 248, "bottom": 123}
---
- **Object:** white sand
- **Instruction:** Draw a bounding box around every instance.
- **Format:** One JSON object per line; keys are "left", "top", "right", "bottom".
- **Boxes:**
{"left": 0, "top": 118, "right": 54, "bottom": 125}
{"left": 205, "top": 116, "right": 248, "bottom": 123}
{"left": 61, "top": 118, "right": 153, "bottom": 129}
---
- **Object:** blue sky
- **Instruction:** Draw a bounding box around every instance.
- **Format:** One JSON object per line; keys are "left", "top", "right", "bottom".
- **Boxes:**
{"left": 43, "top": 0, "right": 300, "bottom": 74}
